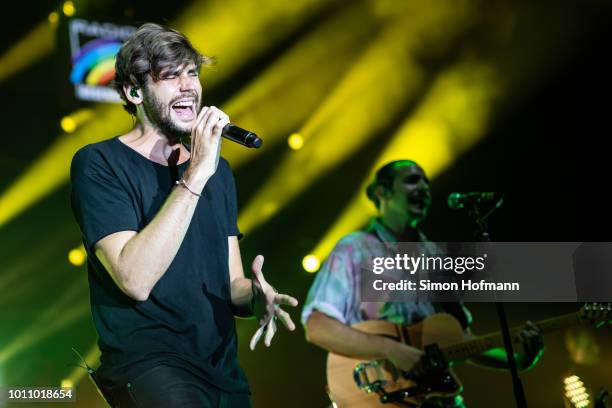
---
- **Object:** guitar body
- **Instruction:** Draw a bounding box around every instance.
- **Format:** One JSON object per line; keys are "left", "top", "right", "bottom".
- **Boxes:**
{"left": 327, "top": 314, "right": 466, "bottom": 407}
{"left": 326, "top": 304, "right": 611, "bottom": 407}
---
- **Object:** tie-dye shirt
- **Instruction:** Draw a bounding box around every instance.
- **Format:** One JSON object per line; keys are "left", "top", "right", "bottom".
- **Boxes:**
{"left": 301, "top": 218, "right": 462, "bottom": 327}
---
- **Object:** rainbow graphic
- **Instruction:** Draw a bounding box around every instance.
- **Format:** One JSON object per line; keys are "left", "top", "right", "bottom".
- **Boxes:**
{"left": 70, "top": 38, "right": 122, "bottom": 86}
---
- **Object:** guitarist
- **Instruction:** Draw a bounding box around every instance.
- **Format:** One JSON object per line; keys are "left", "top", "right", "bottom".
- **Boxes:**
{"left": 302, "top": 160, "right": 545, "bottom": 407}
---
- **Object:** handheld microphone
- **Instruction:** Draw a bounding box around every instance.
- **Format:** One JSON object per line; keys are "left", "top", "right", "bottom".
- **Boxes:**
{"left": 447, "top": 192, "right": 503, "bottom": 209}
{"left": 222, "top": 124, "right": 263, "bottom": 148}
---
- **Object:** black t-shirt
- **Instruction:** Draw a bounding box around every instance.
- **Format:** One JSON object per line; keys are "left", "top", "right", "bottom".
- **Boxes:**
{"left": 70, "top": 137, "right": 249, "bottom": 393}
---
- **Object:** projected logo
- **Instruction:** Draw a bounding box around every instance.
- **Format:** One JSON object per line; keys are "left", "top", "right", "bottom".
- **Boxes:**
{"left": 69, "top": 19, "right": 135, "bottom": 103}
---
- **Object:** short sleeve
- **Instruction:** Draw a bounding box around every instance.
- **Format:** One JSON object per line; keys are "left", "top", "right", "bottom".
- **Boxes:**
{"left": 70, "top": 147, "right": 139, "bottom": 249}
{"left": 301, "top": 241, "right": 355, "bottom": 326}
{"left": 219, "top": 158, "right": 242, "bottom": 240}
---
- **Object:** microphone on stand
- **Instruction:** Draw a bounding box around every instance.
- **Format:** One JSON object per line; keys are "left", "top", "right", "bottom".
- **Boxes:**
{"left": 447, "top": 192, "right": 503, "bottom": 209}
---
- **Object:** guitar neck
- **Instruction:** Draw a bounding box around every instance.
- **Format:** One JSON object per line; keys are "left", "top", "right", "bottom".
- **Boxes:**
{"left": 443, "top": 311, "right": 582, "bottom": 362}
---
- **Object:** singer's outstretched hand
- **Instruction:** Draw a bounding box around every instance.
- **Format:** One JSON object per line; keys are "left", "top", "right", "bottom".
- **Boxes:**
{"left": 249, "top": 255, "right": 299, "bottom": 350}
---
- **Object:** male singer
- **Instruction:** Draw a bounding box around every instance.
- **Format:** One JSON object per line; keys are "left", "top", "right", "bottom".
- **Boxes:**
{"left": 70, "top": 23, "right": 297, "bottom": 407}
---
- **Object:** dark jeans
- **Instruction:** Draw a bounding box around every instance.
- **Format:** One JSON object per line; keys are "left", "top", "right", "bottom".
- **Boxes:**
{"left": 104, "top": 365, "right": 251, "bottom": 408}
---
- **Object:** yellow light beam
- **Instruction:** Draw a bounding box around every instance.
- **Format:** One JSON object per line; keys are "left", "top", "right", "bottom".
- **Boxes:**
{"left": 238, "top": 2, "right": 475, "bottom": 234}
{"left": 0, "top": 303, "right": 89, "bottom": 365}
{"left": 175, "top": 0, "right": 334, "bottom": 86}
{"left": 0, "top": 104, "right": 131, "bottom": 228}
{"left": 0, "top": 0, "right": 330, "bottom": 86}
{"left": 0, "top": 278, "right": 89, "bottom": 364}
{"left": 311, "top": 0, "right": 601, "bottom": 262}
{"left": 0, "top": 231, "right": 76, "bottom": 297}
{"left": 0, "top": 19, "right": 56, "bottom": 83}
{"left": 312, "top": 59, "right": 501, "bottom": 261}
{"left": 220, "top": 1, "right": 379, "bottom": 168}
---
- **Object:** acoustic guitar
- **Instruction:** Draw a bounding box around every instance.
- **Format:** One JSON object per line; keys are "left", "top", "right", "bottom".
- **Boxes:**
{"left": 327, "top": 303, "right": 611, "bottom": 407}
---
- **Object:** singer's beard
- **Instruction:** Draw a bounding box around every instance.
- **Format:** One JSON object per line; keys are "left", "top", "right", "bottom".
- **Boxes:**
{"left": 142, "top": 89, "right": 195, "bottom": 142}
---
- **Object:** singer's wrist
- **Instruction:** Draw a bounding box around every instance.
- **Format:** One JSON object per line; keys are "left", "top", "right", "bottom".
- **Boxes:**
{"left": 175, "top": 179, "right": 202, "bottom": 197}
{"left": 182, "top": 168, "right": 209, "bottom": 192}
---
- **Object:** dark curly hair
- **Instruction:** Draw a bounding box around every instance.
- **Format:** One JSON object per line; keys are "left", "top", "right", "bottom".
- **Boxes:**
{"left": 112, "top": 23, "right": 213, "bottom": 115}
{"left": 365, "top": 160, "right": 420, "bottom": 209}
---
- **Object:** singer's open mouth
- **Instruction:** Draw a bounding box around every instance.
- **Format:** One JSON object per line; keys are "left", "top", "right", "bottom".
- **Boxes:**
{"left": 171, "top": 99, "right": 195, "bottom": 120}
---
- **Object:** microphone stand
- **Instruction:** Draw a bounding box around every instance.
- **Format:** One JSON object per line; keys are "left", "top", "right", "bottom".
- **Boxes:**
{"left": 467, "top": 198, "right": 528, "bottom": 408}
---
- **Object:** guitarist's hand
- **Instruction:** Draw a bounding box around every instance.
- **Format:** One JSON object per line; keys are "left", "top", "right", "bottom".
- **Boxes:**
{"left": 406, "top": 344, "right": 448, "bottom": 381}
{"left": 518, "top": 320, "right": 545, "bottom": 370}
{"left": 384, "top": 341, "right": 423, "bottom": 372}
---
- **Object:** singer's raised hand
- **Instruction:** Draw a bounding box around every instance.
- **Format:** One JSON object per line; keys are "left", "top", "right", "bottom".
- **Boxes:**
{"left": 249, "top": 255, "right": 299, "bottom": 350}
{"left": 183, "top": 106, "right": 230, "bottom": 193}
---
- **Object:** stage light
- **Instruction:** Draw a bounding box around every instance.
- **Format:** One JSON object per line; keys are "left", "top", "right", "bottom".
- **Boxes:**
{"left": 48, "top": 12, "right": 59, "bottom": 25}
{"left": 302, "top": 255, "right": 320, "bottom": 273}
{"left": 63, "top": 1, "right": 75, "bottom": 17}
{"left": 68, "top": 246, "right": 86, "bottom": 266}
{"left": 288, "top": 133, "right": 304, "bottom": 151}
{"left": 61, "top": 117, "right": 77, "bottom": 134}
{"left": 563, "top": 374, "right": 589, "bottom": 406}
{"left": 60, "top": 109, "right": 94, "bottom": 134}
{"left": 61, "top": 379, "right": 73, "bottom": 389}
